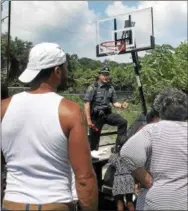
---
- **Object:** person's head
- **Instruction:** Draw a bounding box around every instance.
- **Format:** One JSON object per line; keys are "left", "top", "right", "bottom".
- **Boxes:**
{"left": 98, "top": 67, "right": 110, "bottom": 84}
{"left": 18, "top": 42, "right": 68, "bottom": 90}
{"left": 153, "top": 88, "right": 187, "bottom": 121}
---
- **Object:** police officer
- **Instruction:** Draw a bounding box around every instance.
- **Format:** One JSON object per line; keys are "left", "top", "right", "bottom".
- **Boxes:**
{"left": 84, "top": 67, "right": 128, "bottom": 151}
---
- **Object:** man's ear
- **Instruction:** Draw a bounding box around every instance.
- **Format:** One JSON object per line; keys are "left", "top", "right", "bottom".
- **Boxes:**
{"left": 54, "top": 66, "right": 62, "bottom": 79}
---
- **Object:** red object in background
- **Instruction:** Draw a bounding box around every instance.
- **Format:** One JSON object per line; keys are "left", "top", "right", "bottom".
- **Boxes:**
{"left": 90, "top": 123, "right": 99, "bottom": 132}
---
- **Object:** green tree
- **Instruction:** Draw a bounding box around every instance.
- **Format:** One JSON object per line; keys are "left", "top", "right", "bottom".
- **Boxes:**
{"left": 131, "top": 44, "right": 188, "bottom": 104}
{"left": 2, "top": 33, "right": 187, "bottom": 102}
{"left": 1, "top": 33, "right": 33, "bottom": 86}
{"left": 171, "top": 41, "right": 188, "bottom": 92}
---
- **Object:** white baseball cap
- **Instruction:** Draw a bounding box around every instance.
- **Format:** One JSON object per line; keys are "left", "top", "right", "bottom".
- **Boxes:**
{"left": 18, "top": 42, "right": 66, "bottom": 83}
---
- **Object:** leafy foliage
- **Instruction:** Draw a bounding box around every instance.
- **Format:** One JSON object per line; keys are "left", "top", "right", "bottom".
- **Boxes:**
{"left": 1, "top": 33, "right": 33, "bottom": 86}
{"left": 129, "top": 43, "right": 188, "bottom": 103}
{"left": 1, "top": 33, "right": 188, "bottom": 104}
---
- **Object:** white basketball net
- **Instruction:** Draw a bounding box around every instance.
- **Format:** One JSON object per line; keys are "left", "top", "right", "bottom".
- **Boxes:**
{"left": 100, "top": 40, "right": 126, "bottom": 61}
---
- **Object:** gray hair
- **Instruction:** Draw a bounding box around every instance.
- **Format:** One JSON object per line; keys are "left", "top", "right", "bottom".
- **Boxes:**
{"left": 153, "top": 88, "right": 187, "bottom": 121}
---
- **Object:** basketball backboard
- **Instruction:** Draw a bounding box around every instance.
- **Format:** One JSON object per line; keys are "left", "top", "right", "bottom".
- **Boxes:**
{"left": 96, "top": 7, "right": 155, "bottom": 57}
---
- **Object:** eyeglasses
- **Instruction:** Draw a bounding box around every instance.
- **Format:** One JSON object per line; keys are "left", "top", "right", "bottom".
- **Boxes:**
{"left": 101, "top": 73, "right": 110, "bottom": 76}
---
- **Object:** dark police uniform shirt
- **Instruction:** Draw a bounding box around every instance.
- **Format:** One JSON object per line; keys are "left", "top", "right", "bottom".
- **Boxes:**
{"left": 84, "top": 82, "right": 118, "bottom": 108}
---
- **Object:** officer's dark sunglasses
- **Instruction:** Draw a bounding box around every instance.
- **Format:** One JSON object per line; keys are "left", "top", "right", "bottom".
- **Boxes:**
{"left": 101, "top": 72, "right": 110, "bottom": 76}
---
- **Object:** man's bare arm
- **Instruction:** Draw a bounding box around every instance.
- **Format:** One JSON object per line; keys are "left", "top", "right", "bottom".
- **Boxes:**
{"left": 84, "top": 101, "right": 92, "bottom": 126}
{"left": 1, "top": 98, "right": 12, "bottom": 121}
{"left": 59, "top": 99, "right": 98, "bottom": 210}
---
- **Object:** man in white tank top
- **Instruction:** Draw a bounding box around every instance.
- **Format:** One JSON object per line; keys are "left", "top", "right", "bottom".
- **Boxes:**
{"left": 1, "top": 43, "right": 98, "bottom": 211}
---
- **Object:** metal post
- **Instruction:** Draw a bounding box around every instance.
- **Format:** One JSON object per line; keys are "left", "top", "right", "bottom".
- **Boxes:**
{"left": 124, "top": 15, "right": 147, "bottom": 115}
{"left": 131, "top": 51, "right": 147, "bottom": 115}
{"left": 114, "top": 18, "right": 117, "bottom": 41}
{"left": 128, "top": 15, "right": 132, "bottom": 45}
{"left": 7, "top": 0, "right": 11, "bottom": 78}
{"left": 114, "top": 18, "right": 117, "bottom": 49}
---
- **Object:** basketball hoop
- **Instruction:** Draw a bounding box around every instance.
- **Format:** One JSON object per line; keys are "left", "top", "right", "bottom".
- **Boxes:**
{"left": 100, "top": 40, "right": 126, "bottom": 55}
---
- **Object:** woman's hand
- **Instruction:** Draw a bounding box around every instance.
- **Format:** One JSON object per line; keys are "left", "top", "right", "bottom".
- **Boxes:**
{"left": 132, "top": 168, "right": 153, "bottom": 189}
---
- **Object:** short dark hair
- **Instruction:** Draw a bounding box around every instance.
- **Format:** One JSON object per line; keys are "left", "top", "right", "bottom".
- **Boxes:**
{"left": 30, "top": 63, "right": 65, "bottom": 85}
{"left": 154, "top": 88, "right": 187, "bottom": 121}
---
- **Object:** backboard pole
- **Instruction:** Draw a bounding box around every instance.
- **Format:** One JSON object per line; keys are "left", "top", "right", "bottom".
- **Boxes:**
{"left": 7, "top": 1, "right": 11, "bottom": 75}
{"left": 131, "top": 51, "right": 147, "bottom": 116}
{"left": 128, "top": 15, "right": 132, "bottom": 45}
{"left": 114, "top": 18, "right": 117, "bottom": 48}
{"left": 125, "top": 15, "right": 147, "bottom": 115}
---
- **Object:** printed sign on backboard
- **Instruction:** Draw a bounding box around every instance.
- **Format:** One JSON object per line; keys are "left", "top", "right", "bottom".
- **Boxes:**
{"left": 96, "top": 7, "right": 155, "bottom": 57}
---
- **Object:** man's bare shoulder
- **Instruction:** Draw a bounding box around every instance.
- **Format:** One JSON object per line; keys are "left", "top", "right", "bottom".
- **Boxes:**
{"left": 59, "top": 98, "right": 81, "bottom": 117}
{"left": 58, "top": 98, "right": 87, "bottom": 136}
{"left": 1, "top": 97, "right": 12, "bottom": 121}
{"left": 59, "top": 98, "right": 87, "bottom": 125}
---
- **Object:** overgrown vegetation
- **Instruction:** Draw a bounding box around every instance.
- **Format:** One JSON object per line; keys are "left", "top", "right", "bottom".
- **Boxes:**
{"left": 1, "top": 33, "right": 187, "bottom": 138}
{"left": 1, "top": 33, "right": 188, "bottom": 104}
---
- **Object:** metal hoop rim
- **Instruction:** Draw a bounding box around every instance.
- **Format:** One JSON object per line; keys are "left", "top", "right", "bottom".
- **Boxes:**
{"left": 100, "top": 40, "right": 126, "bottom": 52}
